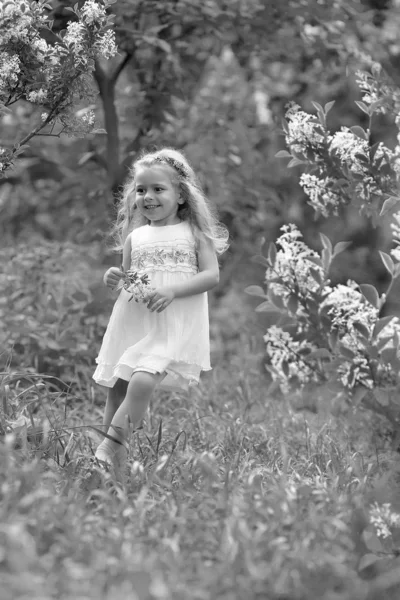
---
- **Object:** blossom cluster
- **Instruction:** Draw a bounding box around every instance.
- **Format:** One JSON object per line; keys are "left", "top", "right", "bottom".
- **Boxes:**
{"left": 370, "top": 502, "right": 400, "bottom": 538}
{"left": 283, "top": 76, "right": 398, "bottom": 217}
{"left": 261, "top": 223, "right": 400, "bottom": 395}
{"left": 285, "top": 102, "right": 325, "bottom": 155}
{"left": 263, "top": 325, "right": 319, "bottom": 393}
{"left": 123, "top": 270, "right": 155, "bottom": 303}
{"left": 0, "top": 0, "right": 118, "bottom": 165}
{"left": 321, "top": 282, "right": 377, "bottom": 345}
{"left": 299, "top": 173, "right": 342, "bottom": 216}
{"left": 266, "top": 224, "right": 325, "bottom": 304}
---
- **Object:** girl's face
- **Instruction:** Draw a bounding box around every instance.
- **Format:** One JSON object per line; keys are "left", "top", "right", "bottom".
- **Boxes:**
{"left": 135, "top": 165, "right": 184, "bottom": 227}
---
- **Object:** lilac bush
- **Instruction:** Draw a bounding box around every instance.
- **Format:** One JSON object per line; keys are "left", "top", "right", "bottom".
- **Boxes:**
{"left": 0, "top": 0, "right": 118, "bottom": 175}
{"left": 248, "top": 65, "right": 400, "bottom": 425}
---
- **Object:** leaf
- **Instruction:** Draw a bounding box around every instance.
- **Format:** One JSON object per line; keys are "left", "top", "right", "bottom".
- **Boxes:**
{"left": 379, "top": 251, "right": 394, "bottom": 276}
{"left": 287, "top": 295, "right": 298, "bottom": 314}
{"left": 322, "top": 248, "right": 332, "bottom": 270}
{"left": 363, "top": 530, "right": 384, "bottom": 553}
{"left": 307, "top": 348, "right": 332, "bottom": 360}
{"left": 324, "top": 100, "right": 335, "bottom": 115}
{"left": 305, "top": 255, "right": 323, "bottom": 267}
{"left": 353, "top": 321, "right": 371, "bottom": 339}
{"left": 359, "top": 284, "right": 379, "bottom": 308}
{"left": 288, "top": 158, "right": 306, "bottom": 168}
{"left": 333, "top": 240, "right": 351, "bottom": 257}
{"left": 255, "top": 301, "right": 282, "bottom": 313}
{"left": 379, "top": 196, "right": 400, "bottom": 216}
{"left": 374, "top": 389, "right": 390, "bottom": 406}
{"left": 351, "top": 126, "right": 368, "bottom": 141}
{"left": 320, "top": 233, "right": 332, "bottom": 253}
{"left": 77, "top": 151, "right": 95, "bottom": 166}
{"left": 269, "top": 291, "right": 286, "bottom": 310}
{"left": 355, "top": 101, "right": 371, "bottom": 116}
{"left": 311, "top": 101, "right": 324, "bottom": 113}
{"left": 309, "top": 268, "right": 322, "bottom": 285}
{"left": 351, "top": 385, "right": 369, "bottom": 406}
{"left": 329, "top": 329, "right": 339, "bottom": 350}
{"left": 244, "top": 285, "right": 266, "bottom": 298}
{"left": 251, "top": 255, "right": 269, "bottom": 267}
{"left": 275, "top": 150, "right": 292, "bottom": 158}
{"left": 358, "top": 553, "right": 382, "bottom": 572}
{"left": 268, "top": 243, "right": 277, "bottom": 266}
{"left": 373, "top": 315, "right": 395, "bottom": 338}
{"left": 338, "top": 344, "right": 356, "bottom": 359}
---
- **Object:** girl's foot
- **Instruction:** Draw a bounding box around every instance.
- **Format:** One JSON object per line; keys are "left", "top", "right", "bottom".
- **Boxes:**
{"left": 94, "top": 438, "right": 127, "bottom": 484}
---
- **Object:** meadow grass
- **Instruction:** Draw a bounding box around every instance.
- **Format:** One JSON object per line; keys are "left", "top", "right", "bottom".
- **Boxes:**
{"left": 2, "top": 345, "right": 400, "bottom": 600}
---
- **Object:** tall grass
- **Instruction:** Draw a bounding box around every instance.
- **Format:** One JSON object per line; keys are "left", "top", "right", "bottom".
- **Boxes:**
{"left": 2, "top": 345, "right": 400, "bottom": 600}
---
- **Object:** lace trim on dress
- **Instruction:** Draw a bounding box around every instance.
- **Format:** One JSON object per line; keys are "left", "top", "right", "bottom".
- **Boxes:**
{"left": 130, "top": 246, "right": 198, "bottom": 272}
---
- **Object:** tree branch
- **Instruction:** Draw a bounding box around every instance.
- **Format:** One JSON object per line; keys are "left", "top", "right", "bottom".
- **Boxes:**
{"left": 111, "top": 52, "right": 133, "bottom": 85}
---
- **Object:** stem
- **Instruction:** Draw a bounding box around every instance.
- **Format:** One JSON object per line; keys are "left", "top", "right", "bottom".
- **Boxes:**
{"left": 111, "top": 52, "right": 133, "bottom": 85}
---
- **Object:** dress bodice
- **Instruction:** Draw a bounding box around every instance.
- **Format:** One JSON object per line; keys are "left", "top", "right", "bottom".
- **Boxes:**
{"left": 130, "top": 222, "right": 198, "bottom": 275}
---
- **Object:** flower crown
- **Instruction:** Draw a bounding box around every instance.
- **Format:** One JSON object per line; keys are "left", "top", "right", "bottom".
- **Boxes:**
{"left": 153, "top": 155, "right": 188, "bottom": 178}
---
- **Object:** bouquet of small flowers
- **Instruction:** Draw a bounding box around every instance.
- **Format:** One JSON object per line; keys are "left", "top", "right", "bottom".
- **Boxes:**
{"left": 122, "top": 269, "right": 154, "bottom": 303}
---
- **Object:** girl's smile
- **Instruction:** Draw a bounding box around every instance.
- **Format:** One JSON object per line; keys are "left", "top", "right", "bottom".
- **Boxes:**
{"left": 135, "top": 165, "right": 183, "bottom": 226}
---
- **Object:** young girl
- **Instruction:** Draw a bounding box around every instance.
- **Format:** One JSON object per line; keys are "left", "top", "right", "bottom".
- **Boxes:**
{"left": 92, "top": 147, "right": 229, "bottom": 481}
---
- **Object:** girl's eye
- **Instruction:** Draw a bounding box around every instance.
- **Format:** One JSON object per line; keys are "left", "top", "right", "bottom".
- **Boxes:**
{"left": 155, "top": 187, "right": 163, "bottom": 192}
{"left": 136, "top": 189, "right": 144, "bottom": 194}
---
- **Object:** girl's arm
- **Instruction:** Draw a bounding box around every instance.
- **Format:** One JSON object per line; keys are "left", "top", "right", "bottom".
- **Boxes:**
{"left": 170, "top": 237, "right": 219, "bottom": 298}
{"left": 122, "top": 233, "right": 132, "bottom": 272}
{"left": 103, "top": 234, "right": 131, "bottom": 288}
{"left": 147, "top": 237, "right": 219, "bottom": 312}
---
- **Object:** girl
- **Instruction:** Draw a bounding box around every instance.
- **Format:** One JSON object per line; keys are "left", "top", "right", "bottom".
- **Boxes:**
{"left": 92, "top": 148, "right": 229, "bottom": 481}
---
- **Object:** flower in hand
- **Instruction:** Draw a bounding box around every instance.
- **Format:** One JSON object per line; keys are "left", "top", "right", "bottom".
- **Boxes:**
{"left": 123, "top": 270, "right": 155, "bottom": 303}
{"left": 146, "top": 287, "right": 175, "bottom": 313}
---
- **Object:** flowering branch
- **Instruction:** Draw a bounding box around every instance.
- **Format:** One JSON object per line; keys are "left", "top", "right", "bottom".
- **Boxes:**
{"left": 0, "top": 0, "right": 119, "bottom": 176}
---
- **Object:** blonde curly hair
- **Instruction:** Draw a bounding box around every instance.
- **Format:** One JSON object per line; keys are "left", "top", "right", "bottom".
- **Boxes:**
{"left": 112, "top": 147, "right": 229, "bottom": 256}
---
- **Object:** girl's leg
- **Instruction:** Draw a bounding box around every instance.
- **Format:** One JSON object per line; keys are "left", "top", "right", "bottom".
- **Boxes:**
{"left": 103, "top": 378, "right": 128, "bottom": 430}
{"left": 107, "top": 370, "right": 165, "bottom": 443}
{"left": 95, "top": 371, "right": 165, "bottom": 478}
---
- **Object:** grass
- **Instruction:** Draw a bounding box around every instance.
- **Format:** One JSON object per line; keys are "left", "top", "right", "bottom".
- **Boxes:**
{"left": 2, "top": 344, "right": 400, "bottom": 600}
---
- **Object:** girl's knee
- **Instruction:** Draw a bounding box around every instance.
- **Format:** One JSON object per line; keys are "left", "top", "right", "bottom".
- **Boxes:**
{"left": 129, "top": 370, "right": 164, "bottom": 390}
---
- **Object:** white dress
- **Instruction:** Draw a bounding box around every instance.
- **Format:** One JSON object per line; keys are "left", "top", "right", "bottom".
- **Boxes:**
{"left": 93, "top": 221, "right": 211, "bottom": 391}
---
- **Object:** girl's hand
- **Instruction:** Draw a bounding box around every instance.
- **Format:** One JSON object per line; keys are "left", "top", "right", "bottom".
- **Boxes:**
{"left": 103, "top": 267, "right": 125, "bottom": 289}
{"left": 146, "top": 287, "right": 175, "bottom": 312}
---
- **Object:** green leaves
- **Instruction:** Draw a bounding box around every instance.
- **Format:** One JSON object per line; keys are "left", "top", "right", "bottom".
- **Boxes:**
{"left": 379, "top": 251, "right": 394, "bottom": 277}
{"left": 359, "top": 284, "right": 380, "bottom": 308}
{"left": 379, "top": 196, "right": 400, "bottom": 217}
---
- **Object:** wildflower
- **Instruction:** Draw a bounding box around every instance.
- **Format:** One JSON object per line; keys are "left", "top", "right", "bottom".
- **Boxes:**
{"left": 0, "top": 52, "right": 21, "bottom": 90}
{"left": 263, "top": 325, "right": 318, "bottom": 393}
{"left": 94, "top": 30, "right": 118, "bottom": 60}
{"left": 81, "top": 0, "right": 106, "bottom": 24}
{"left": 31, "top": 36, "right": 48, "bottom": 55}
{"left": 64, "top": 22, "right": 86, "bottom": 52}
{"left": 329, "top": 127, "right": 369, "bottom": 173}
{"left": 299, "top": 173, "right": 343, "bottom": 216}
{"left": 321, "top": 281, "right": 378, "bottom": 340}
{"left": 267, "top": 224, "right": 325, "bottom": 306}
{"left": 338, "top": 355, "right": 373, "bottom": 389}
{"left": 81, "top": 110, "right": 95, "bottom": 126}
{"left": 370, "top": 502, "right": 400, "bottom": 538}
{"left": 27, "top": 88, "right": 48, "bottom": 103}
{"left": 123, "top": 270, "right": 154, "bottom": 303}
{"left": 284, "top": 102, "right": 326, "bottom": 155}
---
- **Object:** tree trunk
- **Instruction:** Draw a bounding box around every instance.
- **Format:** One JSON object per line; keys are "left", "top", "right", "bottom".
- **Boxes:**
{"left": 94, "top": 61, "right": 121, "bottom": 198}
